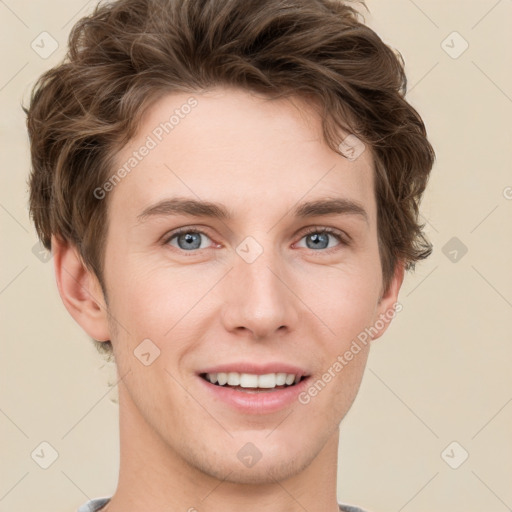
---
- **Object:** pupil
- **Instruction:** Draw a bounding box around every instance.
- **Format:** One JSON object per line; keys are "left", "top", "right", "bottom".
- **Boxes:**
{"left": 179, "top": 233, "right": 201, "bottom": 250}
{"left": 307, "top": 233, "right": 328, "bottom": 249}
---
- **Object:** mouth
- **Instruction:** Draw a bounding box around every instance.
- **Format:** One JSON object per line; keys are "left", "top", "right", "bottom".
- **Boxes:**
{"left": 199, "top": 372, "right": 309, "bottom": 393}
{"left": 196, "top": 363, "right": 311, "bottom": 414}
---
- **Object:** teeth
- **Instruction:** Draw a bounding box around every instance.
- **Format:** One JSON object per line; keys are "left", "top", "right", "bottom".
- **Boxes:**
{"left": 258, "top": 374, "right": 276, "bottom": 388}
{"left": 227, "top": 372, "right": 239, "bottom": 386}
{"left": 240, "top": 373, "right": 258, "bottom": 387}
{"left": 285, "top": 374, "right": 295, "bottom": 385}
{"left": 204, "top": 372, "right": 302, "bottom": 389}
{"left": 276, "top": 373, "right": 287, "bottom": 386}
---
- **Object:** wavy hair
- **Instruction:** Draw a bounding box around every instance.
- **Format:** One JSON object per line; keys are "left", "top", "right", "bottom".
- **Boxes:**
{"left": 24, "top": 0, "right": 435, "bottom": 355}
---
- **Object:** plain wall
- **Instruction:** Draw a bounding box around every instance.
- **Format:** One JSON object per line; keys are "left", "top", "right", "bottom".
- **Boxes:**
{"left": 1, "top": 1, "right": 511, "bottom": 511}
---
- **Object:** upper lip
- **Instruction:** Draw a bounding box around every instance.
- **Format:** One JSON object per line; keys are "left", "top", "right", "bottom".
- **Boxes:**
{"left": 198, "top": 362, "right": 309, "bottom": 377}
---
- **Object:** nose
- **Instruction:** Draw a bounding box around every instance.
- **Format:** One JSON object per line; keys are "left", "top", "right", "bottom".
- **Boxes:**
{"left": 220, "top": 242, "right": 300, "bottom": 340}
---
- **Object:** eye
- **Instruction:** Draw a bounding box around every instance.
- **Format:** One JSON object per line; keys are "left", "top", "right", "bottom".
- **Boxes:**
{"left": 295, "top": 227, "right": 348, "bottom": 251}
{"left": 164, "top": 228, "right": 214, "bottom": 251}
{"left": 163, "top": 226, "right": 349, "bottom": 254}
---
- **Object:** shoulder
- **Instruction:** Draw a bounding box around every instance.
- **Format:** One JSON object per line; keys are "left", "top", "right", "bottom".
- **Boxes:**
{"left": 78, "top": 498, "right": 367, "bottom": 512}
{"left": 339, "top": 503, "right": 372, "bottom": 512}
{"left": 77, "top": 497, "right": 111, "bottom": 512}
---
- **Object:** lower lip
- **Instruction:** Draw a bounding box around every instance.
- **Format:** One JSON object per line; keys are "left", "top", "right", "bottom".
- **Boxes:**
{"left": 197, "top": 375, "right": 311, "bottom": 415}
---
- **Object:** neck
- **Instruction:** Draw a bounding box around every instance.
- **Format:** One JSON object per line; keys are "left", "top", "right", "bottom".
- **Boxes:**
{"left": 104, "top": 383, "right": 341, "bottom": 512}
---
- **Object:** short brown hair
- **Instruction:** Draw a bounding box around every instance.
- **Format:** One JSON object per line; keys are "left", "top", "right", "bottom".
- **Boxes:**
{"left": 24, "top": 0, "right": 434, "bottom": 356}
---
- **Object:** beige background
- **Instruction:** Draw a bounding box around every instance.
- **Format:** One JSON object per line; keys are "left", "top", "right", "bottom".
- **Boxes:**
{"left": 1, "top": 1, "right": 511, "bottom": 511}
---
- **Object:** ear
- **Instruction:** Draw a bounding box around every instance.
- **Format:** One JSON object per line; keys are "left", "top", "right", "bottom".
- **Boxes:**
{"left": 51, "top": 235, "right": 111, "bottom": 342}
{"left": 370, "top": 259, "right": 406, "bottom": 342}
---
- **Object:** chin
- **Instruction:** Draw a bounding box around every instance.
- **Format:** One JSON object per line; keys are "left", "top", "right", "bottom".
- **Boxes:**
{"left": 185, "top": 440, "right": 317, "bottom": 486}
{"left": 212, "top": 459, "right": 307, "bottom": 485}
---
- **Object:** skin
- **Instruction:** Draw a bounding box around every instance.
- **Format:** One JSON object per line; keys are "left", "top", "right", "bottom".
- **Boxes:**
{"left": 53, "top": 86, "right": 404, "bottom": 512}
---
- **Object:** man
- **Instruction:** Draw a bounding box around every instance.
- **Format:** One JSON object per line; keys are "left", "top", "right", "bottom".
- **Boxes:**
{"left": 24, "top": 0, "right": 434, "bottom": 510}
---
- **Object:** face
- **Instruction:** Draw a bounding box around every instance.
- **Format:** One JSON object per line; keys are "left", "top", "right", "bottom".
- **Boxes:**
{"left": 97, "top": 86, "right": 401, "bottom": 484}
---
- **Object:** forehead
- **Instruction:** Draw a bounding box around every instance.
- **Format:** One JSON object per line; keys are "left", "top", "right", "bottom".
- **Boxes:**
{"left": 107, "top": 87, "right": 376, "bottom": 224}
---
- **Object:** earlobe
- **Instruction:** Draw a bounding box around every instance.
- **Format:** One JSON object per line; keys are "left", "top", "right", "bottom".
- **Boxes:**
{"left": 51, "top": 235, "right": 111, "bottom": 342}
{"left": 371, "top": 260, "right": 406, "bottom": 341}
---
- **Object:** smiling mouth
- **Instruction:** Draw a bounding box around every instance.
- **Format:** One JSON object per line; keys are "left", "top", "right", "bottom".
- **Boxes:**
{"left": 199, "top": 372, "right": 308, "bottom": 392}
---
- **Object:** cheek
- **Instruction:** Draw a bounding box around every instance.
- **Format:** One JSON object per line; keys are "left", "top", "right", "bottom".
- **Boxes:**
{"left": 309, "top": 264, "right": 381, "bottom": 342}
{"left": 333, "top": 285, "right": 378, "bottom": 332}
{"left": 105, "top": 254, "right": 198, "bottom": 332}
{"left": 105, "top": 230, "right": 382, "bottom": 343}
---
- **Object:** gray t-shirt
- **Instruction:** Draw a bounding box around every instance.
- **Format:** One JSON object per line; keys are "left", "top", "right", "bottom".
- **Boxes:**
{"left": 77, "top": 497, "right": 370, "bottom": 511}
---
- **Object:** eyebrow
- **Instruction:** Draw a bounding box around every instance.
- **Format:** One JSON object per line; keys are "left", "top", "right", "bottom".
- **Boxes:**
{"left": 136, "top": 197, "right": 369, "bottom": 225}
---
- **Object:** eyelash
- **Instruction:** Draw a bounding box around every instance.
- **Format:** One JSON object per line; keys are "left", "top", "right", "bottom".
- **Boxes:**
{"left": 162, "top": 226, "right": 350, "bottom": 254}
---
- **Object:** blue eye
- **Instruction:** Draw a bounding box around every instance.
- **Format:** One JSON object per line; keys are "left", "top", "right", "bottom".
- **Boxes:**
{"left": 296, "top": 228, "right": 346, "bottom": 251}
{"left": 164, "top": 227, "right": 348, "bottom": 254}
{"left": 166, "top": 229, "right": 212, "bottom": 251}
